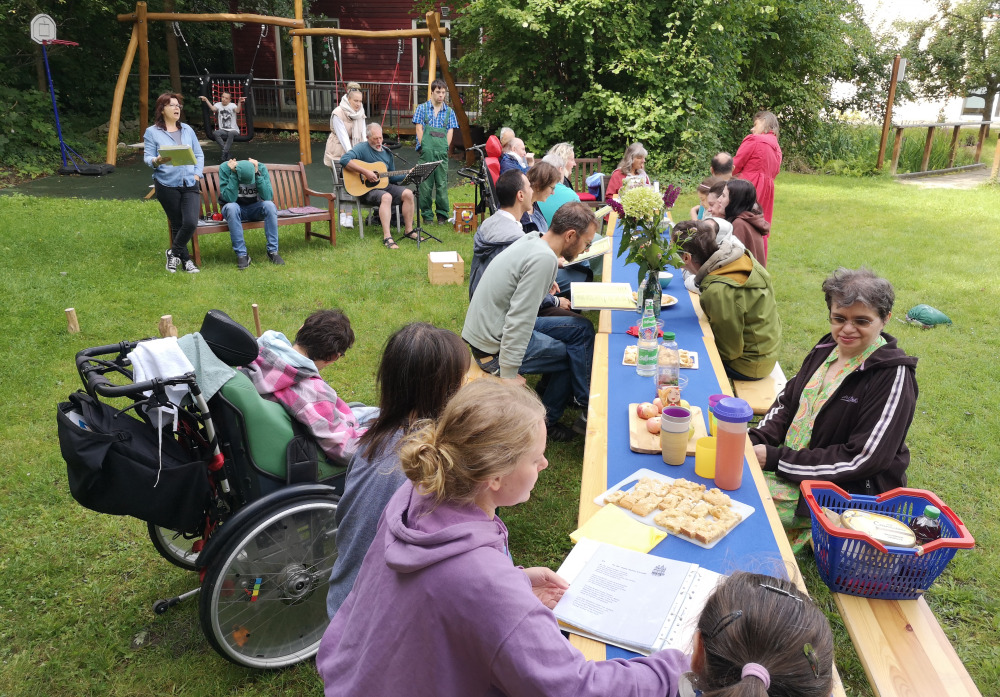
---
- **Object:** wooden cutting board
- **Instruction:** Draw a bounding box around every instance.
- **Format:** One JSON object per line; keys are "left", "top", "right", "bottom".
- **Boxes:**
{"left": 628, "top": 404, "right": 707, "bottom": 456}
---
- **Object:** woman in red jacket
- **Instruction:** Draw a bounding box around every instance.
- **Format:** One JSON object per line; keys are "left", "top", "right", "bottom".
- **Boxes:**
{"left": 733, "top": 111, "right": 782, "bottom": 247}
{"left": 605, "top": 142, "right": 650, "bottom": 200}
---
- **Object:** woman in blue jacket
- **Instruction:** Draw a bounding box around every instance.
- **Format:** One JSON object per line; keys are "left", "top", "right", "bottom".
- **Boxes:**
{"left": 143, "top": 93, "right": 205, "bottom": 273}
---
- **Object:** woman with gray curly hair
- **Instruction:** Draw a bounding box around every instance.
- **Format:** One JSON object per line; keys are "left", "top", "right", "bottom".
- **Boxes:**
{"left": 749, "top": 267, "right": 918, "bottom": 551}
{"left": 605, "top": 142, "right": 651, "bottom": 200}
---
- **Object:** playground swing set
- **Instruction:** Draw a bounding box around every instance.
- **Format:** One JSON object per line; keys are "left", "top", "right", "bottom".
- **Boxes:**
{"left": 105, "top": 2, "right": 473, "bottom": 169}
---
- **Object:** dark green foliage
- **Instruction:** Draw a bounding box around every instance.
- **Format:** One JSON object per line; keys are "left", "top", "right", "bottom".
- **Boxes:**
{"left": 454, "top": 0, "right": 890, "bottom": 179}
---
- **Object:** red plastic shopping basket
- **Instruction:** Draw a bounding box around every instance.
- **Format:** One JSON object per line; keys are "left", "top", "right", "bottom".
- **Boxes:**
{"left": 801, "top": 481, "right": 974, "bottom": 600}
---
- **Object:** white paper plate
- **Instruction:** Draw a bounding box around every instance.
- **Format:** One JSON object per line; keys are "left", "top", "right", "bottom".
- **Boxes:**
{"left": 593, "top": 468, "right": 755, "bottom": 550}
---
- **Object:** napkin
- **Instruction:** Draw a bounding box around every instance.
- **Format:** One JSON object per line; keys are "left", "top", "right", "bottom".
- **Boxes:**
{"left": 570, "top": 504, "right": 667, "bottom": 553}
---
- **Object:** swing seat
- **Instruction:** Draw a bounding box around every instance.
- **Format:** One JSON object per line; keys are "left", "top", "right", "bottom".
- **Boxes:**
{"left": 201, "top": 74, "right": 255, "bottom": 143}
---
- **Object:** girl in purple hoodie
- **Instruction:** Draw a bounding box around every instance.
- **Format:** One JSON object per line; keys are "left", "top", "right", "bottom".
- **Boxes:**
{"left": 317, "top": 379, "right": 688, "bottom": 696}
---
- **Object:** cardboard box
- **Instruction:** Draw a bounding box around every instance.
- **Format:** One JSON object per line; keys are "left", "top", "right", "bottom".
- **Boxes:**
{"left": 428, "top": 251, "right": 465, "bottom": 285}
{"left": 453, "top": 203, "right": 477, "bottom": 234}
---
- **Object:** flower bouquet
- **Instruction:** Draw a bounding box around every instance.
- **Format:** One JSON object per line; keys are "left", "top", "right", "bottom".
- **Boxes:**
{"left": 608, "top": 184, "right": 683, "bottom": 313}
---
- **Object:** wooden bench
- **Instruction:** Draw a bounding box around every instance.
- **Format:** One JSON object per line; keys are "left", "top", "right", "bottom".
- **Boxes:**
{"left": 166, "top": 162, "right": 336, "bottom": 267}
{"left": 572, "top": 157, "right": 605, "bottom": 209}
{"left": 733, "top": 362, "right": 787, "bottom": 415}
{"left": 834, "top": 594, "right": 981, "bottom": 697}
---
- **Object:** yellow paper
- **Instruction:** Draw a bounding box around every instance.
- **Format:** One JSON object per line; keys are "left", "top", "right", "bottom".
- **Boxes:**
{"left": 570, "top": 282, "right": 635, "bottom": 310}
{"left": 570, "top": 504, "right": 667, "bottom": 553}
{"left": 565, "top": 236, "right": 613, "bottom": 266}
{"left": 158, "top": 145, "right": 197, "bottom": 166}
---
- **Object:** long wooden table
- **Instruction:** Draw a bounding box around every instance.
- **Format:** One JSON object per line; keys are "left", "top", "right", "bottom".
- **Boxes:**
{"left": 574, "top": 224, "right": 847, "bottom": 697}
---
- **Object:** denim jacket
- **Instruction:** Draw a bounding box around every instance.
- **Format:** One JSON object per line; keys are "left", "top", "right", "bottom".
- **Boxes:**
{"left": 143, "top": 123, "right": 205, "bottom": 187}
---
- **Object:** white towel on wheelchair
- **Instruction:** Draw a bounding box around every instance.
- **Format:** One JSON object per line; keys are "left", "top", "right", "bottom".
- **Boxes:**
{"left": 128, "top": 337, "right": 196, "bottom": 422}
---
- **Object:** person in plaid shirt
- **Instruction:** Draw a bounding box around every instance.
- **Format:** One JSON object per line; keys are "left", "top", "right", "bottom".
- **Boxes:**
{"left": 247, "top": 309, "right": 369, "bottom": 461}
{"left": 412, "top": 79, "right": 459, "bottom": 224}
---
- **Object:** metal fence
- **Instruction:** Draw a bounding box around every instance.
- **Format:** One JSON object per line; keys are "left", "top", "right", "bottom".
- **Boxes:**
{"left": 146, "top": 74, "right": 479, "bottom": 132}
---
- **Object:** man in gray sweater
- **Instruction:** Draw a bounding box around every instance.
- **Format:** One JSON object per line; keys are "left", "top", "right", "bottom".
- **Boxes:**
{"left": 462, "top": 201, "right": 597, "bottom": 441}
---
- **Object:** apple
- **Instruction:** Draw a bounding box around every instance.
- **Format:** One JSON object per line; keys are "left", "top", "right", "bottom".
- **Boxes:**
{"left": 636, "top": 402, "right": 658, "bottom": 419}
{"left": 646, "top": 417, "right": 661, "bottom": 434}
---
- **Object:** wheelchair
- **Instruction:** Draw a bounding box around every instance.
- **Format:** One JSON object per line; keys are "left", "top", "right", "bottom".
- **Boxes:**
{"left": 56, "top": 310, "right": 346, "bottom": 669}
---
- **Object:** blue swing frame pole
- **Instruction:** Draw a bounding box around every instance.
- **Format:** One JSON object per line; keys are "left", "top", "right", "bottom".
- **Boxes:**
{"left": 42, "top": 41, "right": 70, "bottom": 168}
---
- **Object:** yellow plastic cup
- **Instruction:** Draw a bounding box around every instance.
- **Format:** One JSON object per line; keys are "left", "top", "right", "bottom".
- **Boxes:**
{"left": 694, "top": 436, "right": 718, "bottom": 479}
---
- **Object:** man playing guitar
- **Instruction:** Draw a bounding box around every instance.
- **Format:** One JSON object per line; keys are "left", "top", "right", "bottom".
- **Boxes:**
{"left": 340, "top": 123, "right": 417, "bottom": 249}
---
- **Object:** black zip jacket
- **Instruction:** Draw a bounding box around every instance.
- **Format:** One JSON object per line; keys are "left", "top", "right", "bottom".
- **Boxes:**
{"left": 749, "top": 332, "right": 918, "bottom": 516}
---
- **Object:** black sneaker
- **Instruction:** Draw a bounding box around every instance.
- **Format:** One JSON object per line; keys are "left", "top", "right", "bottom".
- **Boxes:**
{"left": 182, "top": 259, "right": 200, "bottom": 274}
{"left": 165, "top": 249, "right": 180, "bottom": 273}
{"left": 436, "top": 214, "right": 449, "bottom": 224}
{"left": 236, "top": 254, "right": 251, "bottom": 270}
{"left": 267, "top": 251, "right": 285, "bottom": 265}
{"left": 572, "top": 412, "right": 588, "bottom": 435}
{"left": 546, "top": 422, "right": 578, "bottom": 443}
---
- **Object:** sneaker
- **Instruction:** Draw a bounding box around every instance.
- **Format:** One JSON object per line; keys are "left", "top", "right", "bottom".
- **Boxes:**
{"left": 437, "top": 214, "right": 449, "bottom": 224}
{"left": 183, "top": 259, "right": 200, "bottom": 274}
{"left": 546, "top": 422, "right": 578, "bottom": 443}
{"left": 572, "top": 412, "right": 588, "bottom": 436}
{"left": 236, "top": 254, "right": 251, "bottom": 270}
{"left": 267, "top": 251, "right": 285, "bottom": 265}
{"left": 165, "top": 249, "right": 179, "bottom": 273}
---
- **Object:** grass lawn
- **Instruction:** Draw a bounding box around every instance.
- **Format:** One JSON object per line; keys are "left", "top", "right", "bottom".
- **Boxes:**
{"left": 1, "top": 172, "right": 998, "bottom": 696}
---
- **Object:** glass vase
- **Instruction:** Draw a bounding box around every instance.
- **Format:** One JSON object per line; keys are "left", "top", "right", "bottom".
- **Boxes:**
{"left": 637, "top": 269, "right": 662, "bottom": 315}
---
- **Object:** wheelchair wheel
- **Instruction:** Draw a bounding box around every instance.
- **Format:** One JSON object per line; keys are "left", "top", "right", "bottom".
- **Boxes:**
{"left": 198, "top": 494, "right": 338, "bottom": 668}
{"left": 148, "top": 523, "right": 200, "bottom": 571}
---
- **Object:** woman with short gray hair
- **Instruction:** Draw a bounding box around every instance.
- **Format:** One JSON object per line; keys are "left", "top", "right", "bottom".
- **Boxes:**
{"left": 749, "top": 266, "right": 918, "bottom": 552}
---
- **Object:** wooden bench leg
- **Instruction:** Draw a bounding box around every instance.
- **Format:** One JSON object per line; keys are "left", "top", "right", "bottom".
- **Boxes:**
{"left": 192, "top": 232, "right": 202, "bottom": 268}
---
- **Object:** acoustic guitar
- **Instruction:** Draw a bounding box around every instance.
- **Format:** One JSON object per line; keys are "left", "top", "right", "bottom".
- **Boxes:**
{"left": 343, "top": 160, "right": 412, "bottom": 197}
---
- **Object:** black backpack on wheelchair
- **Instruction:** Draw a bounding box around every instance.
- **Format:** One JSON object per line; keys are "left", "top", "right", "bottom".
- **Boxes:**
{"left": 57, "top": 309, "right": 348, "bottom": 669}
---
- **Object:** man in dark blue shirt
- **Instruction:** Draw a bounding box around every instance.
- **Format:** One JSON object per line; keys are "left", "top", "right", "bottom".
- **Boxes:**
{"left": 341, "top": 123, "right": 416, "bottom": 250}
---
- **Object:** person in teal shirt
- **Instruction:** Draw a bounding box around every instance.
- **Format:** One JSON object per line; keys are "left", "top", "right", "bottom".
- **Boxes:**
{"left": 341, "top": 123, "right": 417, "bottom": 249}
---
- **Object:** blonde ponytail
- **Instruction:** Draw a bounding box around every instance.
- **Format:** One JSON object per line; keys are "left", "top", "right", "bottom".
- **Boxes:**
{"left": 398, "top": 380, "right": 546, "bottom": 507}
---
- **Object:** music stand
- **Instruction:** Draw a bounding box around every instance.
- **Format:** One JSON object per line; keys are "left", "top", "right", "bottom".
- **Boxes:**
{"left": 401, "top": 160, "right": 444, "bottom": 246}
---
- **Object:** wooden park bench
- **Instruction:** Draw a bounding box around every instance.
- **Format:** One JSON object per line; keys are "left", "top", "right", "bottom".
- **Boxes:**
{"left": 165, "top": 162, "right": 336, "bottom": 267}
{"left": 733, "top": 362, "right": 787, "bottom": 415}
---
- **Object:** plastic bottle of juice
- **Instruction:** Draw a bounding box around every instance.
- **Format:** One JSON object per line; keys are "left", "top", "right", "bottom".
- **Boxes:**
{"left": 908, "top": 505, "right": 942, "bottom": 545}
{"left": 713, "top": 397, "right": 754, "bottom": 490}
{"left": 636, "top": 300, "right": 658, "bottom": 377}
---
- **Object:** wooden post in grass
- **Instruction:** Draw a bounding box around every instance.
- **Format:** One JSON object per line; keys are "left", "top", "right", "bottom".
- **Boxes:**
{"left": 66, "top": 308, "right": 80, "bottom": 334}
{"left": 974, "top": 122, "right": 989, "bottom": 163}
{"left": 159, "top": 314, "right": 178, "bottom": 338}
{"left": 991, "top": 138, "right": 1000, "bottom": 181}
{"left": 920, "top": 126, "right": 936, "bottom": 173}
{"left": 890, "top": 127, "right": 904, "bottom": 175}
{"left": 876, "top": 54, "right": 903, "bottom": 171}
{"left": 252, "top": 303, "right": 262, "bottom": 337}
{"left": 947, "top": 125, "right": 962, "bottom": 168}
{"left": 137, "top": 2, "right": 149, "bottom": 135}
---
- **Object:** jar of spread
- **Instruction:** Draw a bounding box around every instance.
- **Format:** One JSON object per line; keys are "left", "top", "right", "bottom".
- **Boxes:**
{"left": 840, "top": 509, "right": 916, "bottom": 548}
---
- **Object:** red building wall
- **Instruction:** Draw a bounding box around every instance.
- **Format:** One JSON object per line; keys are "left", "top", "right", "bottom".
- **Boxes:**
{"left": 229, "top": 0, "right": 445, "bottom": 114}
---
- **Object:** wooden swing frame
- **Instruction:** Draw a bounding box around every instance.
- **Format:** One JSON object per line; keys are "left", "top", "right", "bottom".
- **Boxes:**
{"left": 109, "top": 3, "right": 472, "bottom": 166}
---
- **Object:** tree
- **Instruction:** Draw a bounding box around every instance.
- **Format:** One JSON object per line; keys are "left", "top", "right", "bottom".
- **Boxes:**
{"left": 902, "top": 0, "right": 1000, "bottom": 123}
{"left": 454, "top": 0, "right": 887, "bottom": 178}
